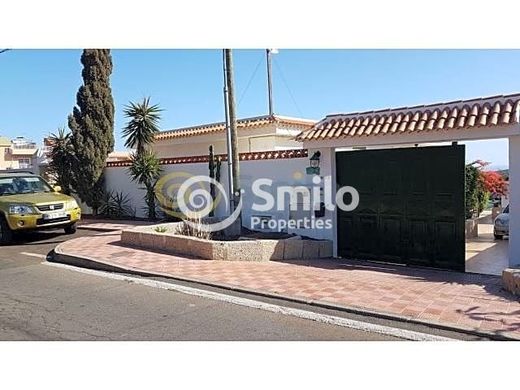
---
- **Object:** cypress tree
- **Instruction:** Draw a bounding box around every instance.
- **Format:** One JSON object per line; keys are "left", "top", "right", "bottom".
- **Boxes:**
{"left": 68, "top": 49, "right": 115, "bottom": 212}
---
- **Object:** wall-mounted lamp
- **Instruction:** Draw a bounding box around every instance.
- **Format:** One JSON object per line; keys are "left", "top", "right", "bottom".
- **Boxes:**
{"left": 306, "top": 151, "right": 321, "bottom": 175}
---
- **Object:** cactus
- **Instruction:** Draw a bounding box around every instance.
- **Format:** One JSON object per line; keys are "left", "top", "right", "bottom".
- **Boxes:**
{"left": 209, "top": 145, "right": 215, "bottom": 180}
{"left": 208, "top": 145, "right": 223, "bottom": 217}
{"left": 209, "top": 145, "right": 216, "bottom": 216}
{"left": 215, "top": 155, "right": 222, "bottom": 183}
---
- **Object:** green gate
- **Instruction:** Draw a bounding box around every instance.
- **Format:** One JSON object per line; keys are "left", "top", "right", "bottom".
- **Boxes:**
{"left": 336, "top": 145, "right": 465, "bottom": 271}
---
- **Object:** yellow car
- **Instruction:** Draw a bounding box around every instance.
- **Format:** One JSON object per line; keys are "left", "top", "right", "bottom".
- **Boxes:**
{"left": 0, "top": 172, "right": 81, "bottom": 244}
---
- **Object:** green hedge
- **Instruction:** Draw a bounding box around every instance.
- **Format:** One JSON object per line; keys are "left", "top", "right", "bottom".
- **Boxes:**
{"left": 465, "top": 165, "right": 489, "bottom": 219}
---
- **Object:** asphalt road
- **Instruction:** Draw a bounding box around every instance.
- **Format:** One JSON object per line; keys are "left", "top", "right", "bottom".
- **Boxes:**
{"left": 0, "top": 229, "right": 485, "bottom": 341}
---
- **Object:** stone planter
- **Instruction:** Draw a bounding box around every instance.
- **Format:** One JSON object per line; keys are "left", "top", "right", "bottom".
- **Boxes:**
{"left": 120, "top": 225, "right": 333, "bottom": 262}
{"left": 503, "top": 268, "right": 520, "bottom": 296}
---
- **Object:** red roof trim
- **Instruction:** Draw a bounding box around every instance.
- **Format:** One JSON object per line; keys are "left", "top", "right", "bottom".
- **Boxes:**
{"left": 106, "top": 149, "right": 309, "bottom": 168}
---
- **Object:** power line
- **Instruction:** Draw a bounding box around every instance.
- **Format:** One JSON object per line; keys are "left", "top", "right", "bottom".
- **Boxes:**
{"left": 273, "top": 57, "right": 304, "bottom": 117}
{"left": 237, "top": 53, "right": 264, "bottom": 108}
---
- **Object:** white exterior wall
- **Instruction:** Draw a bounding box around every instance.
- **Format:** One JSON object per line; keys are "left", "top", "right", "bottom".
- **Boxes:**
{"left": 286, "top": 147, "right": 336, "bottom": 243}
{"left": 239, "top": 157, "right": 313, "bottom": 232}
{"left": 103, "top": 156, "right": 336, "bottom": 242}
{"left": 104, "top": 162, "right": 223, "bottom": 219}
{"left": 104, "top": 158, "right": 312, "bottom": 224}
{"left": 104, "top": 166, "right": 147, "bottom": 217}
{"left": 508, "top": 136, "right": 520, "bottom": 267}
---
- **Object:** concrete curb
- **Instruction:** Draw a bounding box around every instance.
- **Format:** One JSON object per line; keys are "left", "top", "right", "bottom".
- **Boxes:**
{"left": 52, "top": 242, "right": 520, "bottom": 341}
{"left": 77, "top": 226, "right": 122, "bottom": 232}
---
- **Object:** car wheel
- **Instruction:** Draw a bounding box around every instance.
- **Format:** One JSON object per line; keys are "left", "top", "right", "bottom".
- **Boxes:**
{"left": 494, "top": 233, "right": 503, "bottom": 240}
{"left": 0, "top": 216, "right": 13, "bottom": 245}
{"left": 64, "top": 223, "right": 77, "bottom": 235}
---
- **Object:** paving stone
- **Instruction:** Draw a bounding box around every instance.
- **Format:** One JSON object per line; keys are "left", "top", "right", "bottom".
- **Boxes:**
{"left": 57, "top": 233, "right": 520, "bottom": 339}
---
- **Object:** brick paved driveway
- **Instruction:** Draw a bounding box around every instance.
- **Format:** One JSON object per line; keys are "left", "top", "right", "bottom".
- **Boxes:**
{"left": 78, "top": 219, "right": 153, "bottom": 232}
{"left": 56, "top": 233, "right": 520, "bottom": 339}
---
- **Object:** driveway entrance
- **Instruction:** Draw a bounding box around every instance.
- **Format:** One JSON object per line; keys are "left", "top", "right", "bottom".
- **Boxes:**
{"left": 336, "top": 145, "right": 466, "bottom": 271}
{"left": 466, "top": 213, "right": 509, "bottom": 275}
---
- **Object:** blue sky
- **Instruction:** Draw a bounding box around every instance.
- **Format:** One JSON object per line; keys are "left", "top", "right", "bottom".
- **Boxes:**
{"left": 0, "top": 49, "right": 517, "bottom": 168}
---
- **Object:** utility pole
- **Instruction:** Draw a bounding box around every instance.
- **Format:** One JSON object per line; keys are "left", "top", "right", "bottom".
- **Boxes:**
{"left": 224, "top": 49, "right": 241, "bottom": 212}
{"left": 222, "top": 50, "right": 234, "bottom": 212}
{"left": 266, "top": 49, "right": 274, "bottom": 116}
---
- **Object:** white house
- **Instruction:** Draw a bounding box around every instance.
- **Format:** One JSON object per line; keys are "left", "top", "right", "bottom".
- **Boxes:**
{"left": 0, "top": 136, "right": 39, "bottom": 172}
{"left": 104, "top": 93, "right": 520, "bottom": 273}
{"left": 105, "top": 114, "right": 316, "bottom": 226}
{"left": 152, "top": 114, "right": 315, "bottom": 158}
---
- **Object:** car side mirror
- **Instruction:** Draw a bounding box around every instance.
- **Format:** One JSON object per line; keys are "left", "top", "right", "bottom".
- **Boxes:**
{"left": 54, "top": 185, "right": 62, "bottom": 193}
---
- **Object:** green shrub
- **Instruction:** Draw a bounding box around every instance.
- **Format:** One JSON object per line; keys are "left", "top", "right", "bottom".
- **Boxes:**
{"left": 99, "top": 190, "right": 135, "bottom": 219}
{"left": 465, "top": 164, "right": 490, "bottom": 219}
{"left": 154, "top": 226, "right": 169, "bottom": 233}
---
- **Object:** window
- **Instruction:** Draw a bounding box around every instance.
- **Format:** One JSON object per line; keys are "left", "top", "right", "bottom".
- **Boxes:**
{"left": 18, "top": 158, "right": 32, "bottom": 169}
{"left": 0, "top": 176, "right": 53, "bottom": 196}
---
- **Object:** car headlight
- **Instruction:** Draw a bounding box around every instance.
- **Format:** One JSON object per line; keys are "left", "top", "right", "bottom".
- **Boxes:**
{"left": 9, "top": 204, "right": 36, "bottom": 214}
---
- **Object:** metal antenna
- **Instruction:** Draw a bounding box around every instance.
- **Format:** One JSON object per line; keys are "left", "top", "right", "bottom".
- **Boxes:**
{"left": 266, "top": 49, "right": 275, "bottom": 116}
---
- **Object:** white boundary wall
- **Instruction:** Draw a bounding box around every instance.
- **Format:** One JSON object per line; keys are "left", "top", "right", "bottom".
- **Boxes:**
{"left": 103, "top": 156, "right": 334, "bottom": 241}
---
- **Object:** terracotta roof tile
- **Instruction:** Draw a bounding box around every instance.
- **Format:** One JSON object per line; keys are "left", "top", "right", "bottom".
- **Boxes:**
{"left": 106, "top": 148, "right": 308, "bottom": 168}
{"left": 155, "top": 115, "right": 315, "bottom": 141}
{"left": 298, "top": 93, "right": 520, "bottom": 141}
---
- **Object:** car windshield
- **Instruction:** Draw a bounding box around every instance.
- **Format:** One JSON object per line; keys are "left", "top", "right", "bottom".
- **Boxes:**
{"left": 504, "top": 205, "right": 510, "bottom": 214}
{"left": 0, "top": 176, "right": 53, "bottom": 196}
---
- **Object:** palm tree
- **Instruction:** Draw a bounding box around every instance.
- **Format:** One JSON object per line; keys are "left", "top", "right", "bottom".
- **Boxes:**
{"left": 122, "top": 97, "right": 162, "bottom": 154}
{"left": 128, "top": 150, "right": 162, "bottom": 220}
{"left": 48, "top": 127, "right": 74, "bottom": 195}
{"left": 123, "top": 97, "right": 163, "bottom": 220}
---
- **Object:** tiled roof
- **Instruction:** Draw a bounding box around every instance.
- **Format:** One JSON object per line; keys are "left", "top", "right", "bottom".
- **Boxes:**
{"left": 155, "top": 115, "right": 315, "bottom": 140}
{"left": 299, "top": 93, "right": 520, "bottom": 141}
{"left": 106, "top": 148, "right": 308, "bottom": 167}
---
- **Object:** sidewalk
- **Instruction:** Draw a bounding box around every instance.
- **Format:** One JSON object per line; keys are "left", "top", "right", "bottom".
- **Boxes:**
{"left": 54, "top": 233, "right": 520, "bottom": 340}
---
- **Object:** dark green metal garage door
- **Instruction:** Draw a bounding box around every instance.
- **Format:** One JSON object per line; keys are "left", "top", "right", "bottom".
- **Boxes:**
{"left": 336, "top": 145, "right": 465, "bottom": 271}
